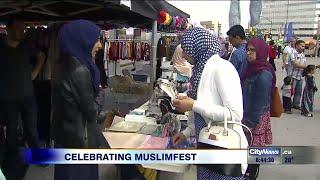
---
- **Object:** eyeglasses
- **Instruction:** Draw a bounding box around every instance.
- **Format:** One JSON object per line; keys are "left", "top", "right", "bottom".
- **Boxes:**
{"left": 246, "top": 48, "right": 256, "bottom": 53}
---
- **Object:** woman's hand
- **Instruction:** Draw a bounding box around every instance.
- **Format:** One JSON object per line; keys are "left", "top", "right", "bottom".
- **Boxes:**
{"left": 172, "top": 133, "right": 186, "bottom": 146}
{"left": 172, "top": 96, "right": 195, "bottom": 113}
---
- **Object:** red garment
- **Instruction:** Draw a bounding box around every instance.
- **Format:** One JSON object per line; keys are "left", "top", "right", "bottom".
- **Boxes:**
{"left": 118, "top": 42, "right": 123, "bottom": 60}
{"left": 268, "top": 45, "right": 276, "bottom": 59}
{"left": 108, "top": 42, "right": 115, "bottom": 61}
{"left": 243, "top": 111, "right": 272, "bottom": 146}
{"left": 109, "top": 42, "right": 119, "bottom": 61}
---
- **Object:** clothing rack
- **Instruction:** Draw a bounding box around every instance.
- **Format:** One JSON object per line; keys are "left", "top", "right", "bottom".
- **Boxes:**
{"left": 103, "top": 38, "right": 151, "bottom": 76}
{"left": 159, "top": 33, "right": 177, "bottom": 37}
{"left": 106, "top": 39, "right": 151, "bottom": 42}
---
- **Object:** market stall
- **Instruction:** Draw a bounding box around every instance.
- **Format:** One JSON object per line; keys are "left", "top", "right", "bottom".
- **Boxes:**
{"left": 103, "top": 78, "right": 196, "bottom": 179}
{"left": 0, "top": 0, "right": 189, "bottom": 85}
{"left": 0, "top": 1, "right": 191, "bottom": 179}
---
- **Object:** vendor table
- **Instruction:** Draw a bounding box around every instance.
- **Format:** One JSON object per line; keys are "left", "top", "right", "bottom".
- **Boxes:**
{"left": 103, "top": 100, "right": 196, "bottom": 180}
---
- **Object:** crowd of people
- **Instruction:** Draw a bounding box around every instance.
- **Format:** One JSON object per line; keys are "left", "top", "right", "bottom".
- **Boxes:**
{"left": 172, "top": 25, "right": 274, "bottom": 180}
{"left": 0, "top": 18, "right": 318, "bottom": 180}
{"left": 281, "top": 37, "right": 318, "bottom": 117}
{"left": 171, "top": 24, "right": 319, "bottom": 180}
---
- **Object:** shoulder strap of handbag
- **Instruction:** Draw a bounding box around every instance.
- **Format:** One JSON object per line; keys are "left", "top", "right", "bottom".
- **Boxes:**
{"left": 227, "top": 107, "right": 253, "bottom": 146}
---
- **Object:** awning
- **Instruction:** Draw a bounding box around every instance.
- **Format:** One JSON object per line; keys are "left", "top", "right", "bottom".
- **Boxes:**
{"left": 0, "top": 0, "right": 189, "bottom": 26}
{"left": 0, "top": 0, "right": 153, "bottom": 25}
{"left": 131, "top": 0, "right": 190, "bottom": 20}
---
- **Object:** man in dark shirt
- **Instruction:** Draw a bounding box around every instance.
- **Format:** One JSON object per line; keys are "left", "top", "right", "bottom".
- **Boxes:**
{"left": 0, "top": 19, "right": 44, "bottom": 180}
{"left": 227, "top": 25, "right": 248, "bottom": 76}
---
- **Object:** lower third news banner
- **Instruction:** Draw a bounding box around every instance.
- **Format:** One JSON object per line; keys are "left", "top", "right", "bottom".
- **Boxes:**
{"left": 22, "top": 147, "right": 320, "bottom": 165}
{"left": 247, "top": 146, "right": 319, "bottom": 164}
{"left": 23, "top": 149, "right": 247, "bottom": 165}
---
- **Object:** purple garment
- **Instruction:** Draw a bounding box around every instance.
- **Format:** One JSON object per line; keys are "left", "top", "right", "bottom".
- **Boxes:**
{"left": 241, "top": 38, "right": 276, "bottom": 90}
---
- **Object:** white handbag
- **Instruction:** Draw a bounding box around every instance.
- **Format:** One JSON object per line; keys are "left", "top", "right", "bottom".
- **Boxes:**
{"left": 198, "top": 107, "right": 252, "bottom": 149}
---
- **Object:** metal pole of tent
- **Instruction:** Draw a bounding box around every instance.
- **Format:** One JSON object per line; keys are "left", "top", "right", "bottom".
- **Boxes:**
{"left": 151, "top": 20, "right": 157, "bottom": 87}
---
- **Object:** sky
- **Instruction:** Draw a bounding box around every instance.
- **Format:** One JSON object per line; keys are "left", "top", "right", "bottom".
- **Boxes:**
{"left": 168, "top": 0, "right": 250, "bottom": 36}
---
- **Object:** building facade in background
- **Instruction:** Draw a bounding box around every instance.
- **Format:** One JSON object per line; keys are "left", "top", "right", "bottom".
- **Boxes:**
{"left": 200, "top": 20, "right": 221, "bottom": 35}
{"left": 260, "top": 0, "right": 318, "bottom": 40}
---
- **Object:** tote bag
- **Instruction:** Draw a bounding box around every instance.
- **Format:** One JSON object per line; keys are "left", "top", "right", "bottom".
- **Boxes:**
{"left": 270, "top": 87, "right": 284, "bottom": 117}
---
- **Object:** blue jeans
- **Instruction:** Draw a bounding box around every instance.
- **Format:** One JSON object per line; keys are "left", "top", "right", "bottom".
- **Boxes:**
{"left": 293, "top": 79, "right": 303, "bottom": 107}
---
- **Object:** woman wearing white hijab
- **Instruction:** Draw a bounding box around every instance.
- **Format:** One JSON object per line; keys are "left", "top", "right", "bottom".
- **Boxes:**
{"left": 172, "top": 44, "right": 192, "bottom": 78}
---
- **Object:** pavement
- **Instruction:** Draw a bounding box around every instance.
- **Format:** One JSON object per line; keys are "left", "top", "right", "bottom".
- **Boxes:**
{"left": 24, "top": 56, "right": 320, "bottom": 180}
{"left": 258, "top": 56, "right": 320, "bottom": 180}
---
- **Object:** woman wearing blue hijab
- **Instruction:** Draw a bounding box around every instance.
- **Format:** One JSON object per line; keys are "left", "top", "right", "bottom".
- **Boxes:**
{"left": 173, "top": 28, "right": 248, "bottom": 180}
{"left": 52, "top": 20, "right": 105, "bottom": 180}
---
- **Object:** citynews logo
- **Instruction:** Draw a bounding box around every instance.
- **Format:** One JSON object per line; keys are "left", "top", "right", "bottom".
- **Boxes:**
{"left": 249, "top": 148, "right": 281, "bottom": 156}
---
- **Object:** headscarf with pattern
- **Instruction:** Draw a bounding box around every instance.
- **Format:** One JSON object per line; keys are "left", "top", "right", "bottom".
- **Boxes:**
{"left": 181, "top": 27, "right": 221, "bottom": 99}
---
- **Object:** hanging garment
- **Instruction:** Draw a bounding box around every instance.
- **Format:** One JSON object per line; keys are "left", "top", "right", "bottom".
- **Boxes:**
{"left": 134, "top": 29, "right": 141, "bottom": 40}
{"left": 135, "top": 42, "right": 142, "bottom": 61}
{"left": 141, "top": 42, "right": 145, "bottom": 61}
{"left": 143, "top": 43, "right": 151, "bottom": 61}
{"left": 104, "top": 42, "right": 110, "bottom": 61}
{"left": 122, "top": 42, "right": 127, "bottom": 60}
{"left": 126, "top": 42, "right": 132, "bottom": 60}
{"left": 109, "top": 42, "right": 118, "bottom": 61}
{"left": 118, "top": 42, "right": 123, "bottom": 60}
{"left": 165, "top": 37, "right": 172, "bottom": 58}
{"left": 108, "top": 29, "right": 117, "bottom": 39}
{"left": 131, "top": 41, "right": 136, "bottom": 60}
{"left": 108, "top": 42, "right": 114, "bottom": 61}
{"left": 157, "top": 37, "right": 166, "bottom": 58}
